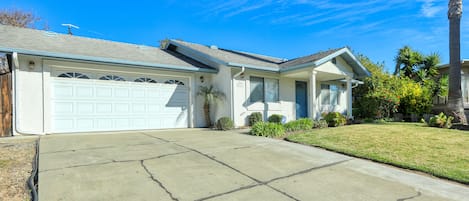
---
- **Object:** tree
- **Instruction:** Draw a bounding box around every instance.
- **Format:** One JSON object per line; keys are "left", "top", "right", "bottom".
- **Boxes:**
{"left": 447, "top": 0, "right": 467, "bottom": 124}
{"left": 0, "top": 9, "right": 41, "bottom": 28}
{"left": 393, "top": 46, "right": 424, "bottom": 78}
{"left": 197, "top": 86, "right": 225, "bottom": 127}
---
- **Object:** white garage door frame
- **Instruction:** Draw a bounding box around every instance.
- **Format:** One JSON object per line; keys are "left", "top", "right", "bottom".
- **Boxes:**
{"left": 42, "top": 59, "right": 195, "bottom": 133}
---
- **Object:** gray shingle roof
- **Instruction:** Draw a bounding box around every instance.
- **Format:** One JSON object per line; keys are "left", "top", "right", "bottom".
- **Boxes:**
{"left": 279, "top": 48, "right": 343, "bottom": 68}
{"left": 169, "top": 39, "right": 345, "bottom": 70}
{"left": 170, "top": 40, "right": 281, "bottom": 68}
{"left": 0, "top": 25, "right": 213, "bottom": 71}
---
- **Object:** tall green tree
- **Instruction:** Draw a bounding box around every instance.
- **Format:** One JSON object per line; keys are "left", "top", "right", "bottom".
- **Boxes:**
{"left": 447, "top": 0, "right": 467, "bottom": 124}
{"left": 197, "top": 86, "right": 225, "bottom": 127}
{"left": 394, "top": 46, "right": 424, "bottom": 78}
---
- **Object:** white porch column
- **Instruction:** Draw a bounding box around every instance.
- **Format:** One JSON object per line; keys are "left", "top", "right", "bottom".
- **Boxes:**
{"left": 346, "top": 76, "right": 353, "bottom": 119}
{"left": 310, "top": 70, "right": 317, "bottom": 120}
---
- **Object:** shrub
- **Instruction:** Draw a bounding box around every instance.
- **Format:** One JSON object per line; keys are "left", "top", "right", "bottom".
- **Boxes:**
{"left": 323, "top": 112, "right": 347, "bottom": 127}
{"left": 250, "top": 122, "right": 285, "bottom": 138}
{"left": 428, "top": 113, "right": 453, "bottom": 129}
{"left": 249, "top": 112, "right": 263, "bottom": 126}
{"left": 216, "top": 117, "right": 234, "bottom": 131}
{"left": 284, "top": 118, "right": 313, "bottom": 132}
{"left": 268, "top": 114, "right": 283, "bottom": 124}
{"left": 314, "top": 120, "right": 328, "bottom": 129}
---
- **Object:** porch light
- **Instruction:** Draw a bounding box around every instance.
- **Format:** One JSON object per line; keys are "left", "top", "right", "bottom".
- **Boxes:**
{"left": 199, "top": 76, "right": 204, "bottom": 83}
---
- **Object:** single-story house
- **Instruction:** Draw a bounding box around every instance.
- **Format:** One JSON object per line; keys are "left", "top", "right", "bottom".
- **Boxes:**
{"left": 0, "top": 24, "right": 369, "bottom": 135}
{"left": 434, "top": 60, "right": 469, "bottom": 108}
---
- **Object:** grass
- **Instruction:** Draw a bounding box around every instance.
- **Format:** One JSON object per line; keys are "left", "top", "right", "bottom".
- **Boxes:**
{"left": 286, "top": 122, "right": 469, "bottom": 184}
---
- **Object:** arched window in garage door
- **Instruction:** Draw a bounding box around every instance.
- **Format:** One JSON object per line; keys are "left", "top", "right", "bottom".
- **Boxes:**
{"left": 135, "top": 77, "right": 157, "bottom": 83}
{"left": 99, "top": 75, "right": 125, "bottom": 81}
{"left": 164, "top": 79, "right": 184, "bottom": 85}
{"left": 58, "top": 72, "right": 90, "bottom": 79}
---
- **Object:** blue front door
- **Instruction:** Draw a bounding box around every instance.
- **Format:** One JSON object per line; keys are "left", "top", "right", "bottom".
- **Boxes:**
{"left": 295, "top": 81, "right": 308, "bottom": 119}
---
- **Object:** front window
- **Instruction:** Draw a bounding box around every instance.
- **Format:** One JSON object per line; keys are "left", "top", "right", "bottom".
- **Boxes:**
{"left": 250, "top": 76, "right": 279, "bottom": 102}
{"left": 321, "top": 84, "right": 339, "bottom": 105}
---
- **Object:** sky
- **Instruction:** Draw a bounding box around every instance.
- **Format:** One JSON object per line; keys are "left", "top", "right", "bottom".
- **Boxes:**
{"left": 3, "top": 0, "right": 469, "bottom": 72}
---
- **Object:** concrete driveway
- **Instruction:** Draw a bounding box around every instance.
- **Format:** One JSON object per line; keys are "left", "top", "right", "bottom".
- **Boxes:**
{"left": 38, "top": 129, "right": 468, "bottom": 201}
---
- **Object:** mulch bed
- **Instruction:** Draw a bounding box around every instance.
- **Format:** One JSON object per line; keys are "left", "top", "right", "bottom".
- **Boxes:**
{"left": 0, "top": 137, "right": 38, "bottom": 201}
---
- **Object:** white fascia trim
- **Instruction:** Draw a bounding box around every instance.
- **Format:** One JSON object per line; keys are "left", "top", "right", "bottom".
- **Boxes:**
{"left": 0, "top": 46, "right": 217, "bottom": 73}
{"left": 227, "top": 62, "right": 279, "bottom": 72}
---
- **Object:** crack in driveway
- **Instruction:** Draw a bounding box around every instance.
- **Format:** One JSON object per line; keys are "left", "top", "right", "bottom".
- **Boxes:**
{"left": 40, "top": 141, "right": 166, "bottom": 155}
{"left": 140, "top": 160, "right": 179, "bottom": 201}
{"left": 195, "top": 159, "right": 352, "bottom": 201}
{"left": 39, "top": 151, "right": 190, "bottom": 173}
{"left": 397, "top": 191, "right": 422, "bottom": 201}
{"left": 173, "top": 142, "right": 301, "bottom": 201}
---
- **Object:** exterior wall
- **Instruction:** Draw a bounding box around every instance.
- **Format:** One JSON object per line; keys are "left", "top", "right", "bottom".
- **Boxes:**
{"left": 193, "top": 72, "right": 213, "bottom": 127}
{"left": 14, "top": 55, "right": 200, "bottom": 135}
{"left": 317, "top": 80, "right": 347, "bottom": 115}
{"left": 315, "top": 57, "right": 354, "bottom": 77}
{"left": 232, "top": 69, "right": 295, "bottom": 127}
{"left": 210, "top": 65, "right": 232, "bottom": 124}
{"left": 436, "top": 62, "right": 469, "bottom": 107}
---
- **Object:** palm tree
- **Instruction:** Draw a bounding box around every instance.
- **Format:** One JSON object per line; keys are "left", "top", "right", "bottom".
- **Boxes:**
{"left": 393, "top": 46, "right": 424, "bottom": 78}
{"left": 447, "top": 0, "right": 467, "bottom": 124}
{"left": 197, "top": 86, "right": 225, "bottom": 127}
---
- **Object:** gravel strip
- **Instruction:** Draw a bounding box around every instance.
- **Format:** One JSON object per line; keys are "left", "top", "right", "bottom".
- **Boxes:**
{"left": 0, "top": 137, "right": 38, "bottom": 201}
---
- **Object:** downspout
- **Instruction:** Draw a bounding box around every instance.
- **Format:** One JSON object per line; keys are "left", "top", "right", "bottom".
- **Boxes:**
{"left": 11, "top": 52, "right": 42, "bottom": 135}
{"left": 231, "top": 66, "right": 245, "bottom": 127}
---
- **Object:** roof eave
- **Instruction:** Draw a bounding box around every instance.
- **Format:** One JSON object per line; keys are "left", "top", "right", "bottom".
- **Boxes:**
{"left": 279, "top": 62, "right": 316, "bottom": 73}
{"left": 227, "top": 62, "right": 279, "bottom": 72}
{"left": 0, "top": 46, "right": 218, "bottom": 73}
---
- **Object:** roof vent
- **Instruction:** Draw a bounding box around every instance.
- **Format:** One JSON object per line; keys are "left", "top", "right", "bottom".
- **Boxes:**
{"left": 43, "top": 31, "right": 58, "bottom": 37}
{"left": 209, "top": 45, "right": 218, "bottom": 50}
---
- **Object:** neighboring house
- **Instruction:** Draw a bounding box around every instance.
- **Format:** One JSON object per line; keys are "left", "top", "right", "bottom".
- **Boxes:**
{"left": 435, "top": 60, "right": 469, "bottom": 109}
{"left": 0, "top": 25, "right": 369, "bottom": 135}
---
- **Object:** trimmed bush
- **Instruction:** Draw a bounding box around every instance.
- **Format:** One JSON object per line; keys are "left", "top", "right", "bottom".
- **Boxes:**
{"left": 268, "top": 114, "right": 283, "bottom": 124}
{"left": 314, "top": 120, "right": 328, "bottom": 129}
{"left": 249, "top": 112, "right": 263, "bottom": 126}
{"left": 323, "top": 112, "right": 347, "bottom": 127}
{"left": 216, "top": 117, "right": 234, "bottom": 131}
{"left": 284, "top": 118, "right": 313, "bottom": 132}
{"left": 428, "top": 113, "right": 453, "bottom": 129}
{"left": 250, "top": 122, "right": 285, "bottom": 138}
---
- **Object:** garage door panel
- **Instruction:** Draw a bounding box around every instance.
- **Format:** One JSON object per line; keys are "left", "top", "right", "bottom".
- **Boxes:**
{"left": 50, "top": 74, "right": 189, "bottom": 133}
{"left": 53, "top": 102, "right": 74, "bottom": 114}
{"left": 76, "top": 103, "right": 94, "bottom": 114}
{"left": 96, "top": 87, "right": 112, "bottom": 98}
{"left": 53, "top": 85, "right": 74, "bottom": 97}
{"left": 96, "top": 103, "right": 112, "bottom": 113}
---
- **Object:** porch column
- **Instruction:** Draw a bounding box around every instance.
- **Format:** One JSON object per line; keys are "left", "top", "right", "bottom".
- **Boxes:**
{"left": 346, "top": 76, "right": 353, "bottom": 119}
{"left": 310, "top": 70, "right": 317, "bottom": 120}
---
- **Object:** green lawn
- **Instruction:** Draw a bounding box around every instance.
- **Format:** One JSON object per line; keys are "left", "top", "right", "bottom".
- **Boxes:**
{"left": 286, "top": 123, "right": 469, "bottom": 184}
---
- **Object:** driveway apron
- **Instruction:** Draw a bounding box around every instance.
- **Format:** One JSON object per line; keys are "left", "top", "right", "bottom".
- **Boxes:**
{"left": 38, "top": 129, "right": 469, "bottom": 201}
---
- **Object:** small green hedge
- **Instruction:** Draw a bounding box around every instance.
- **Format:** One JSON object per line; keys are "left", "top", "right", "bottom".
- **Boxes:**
{"left": 216, "top": 117, "right": 234, "bottom": 131}
{"left": 428, "top": 113, "right": 453, "bottom": 129}
{"left": 250, "top": 122, "right": 285, "bottom": 138}
{"left": 249, "top": 112, "right": 263, "bottom": 126}
{"left": 268, "top": 114, "right": 283, "bottom": 123}
{"left": 323, "top": 112, "right": 347, "bottom": 127}
{"left": 284, "top": 118, "right": 313, "bottom": 132}
{"left": 314, "top": 120, "right": 328, "bottom": 128}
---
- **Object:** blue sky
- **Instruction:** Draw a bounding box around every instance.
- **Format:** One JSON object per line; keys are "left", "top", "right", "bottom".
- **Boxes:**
{"left": 3, "top": 0, "right": 469, "bottom": 72}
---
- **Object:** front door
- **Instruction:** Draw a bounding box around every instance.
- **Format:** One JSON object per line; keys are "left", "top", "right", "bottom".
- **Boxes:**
{"left": 295, "top": 81, "right": 308, "bottom": 119}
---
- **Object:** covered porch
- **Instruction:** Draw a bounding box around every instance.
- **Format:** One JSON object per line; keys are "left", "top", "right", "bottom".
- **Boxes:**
{"left": 281, "top": 67, "right": 355, "bottom": 120}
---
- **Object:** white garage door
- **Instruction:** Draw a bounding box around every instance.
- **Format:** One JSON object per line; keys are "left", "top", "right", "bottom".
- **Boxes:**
{"left": 50, "top": 71, "right": 189, "bottom": 133}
